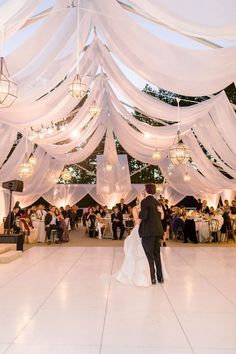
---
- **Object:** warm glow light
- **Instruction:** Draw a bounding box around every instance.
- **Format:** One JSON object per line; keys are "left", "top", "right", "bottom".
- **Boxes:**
{"left": 105, "top": 163, "right": 113, "bottom": 171}
{"left": 152, "top": 149, "right": 161, "bottom": 161}
{"left": 70, "top": 129, "right": 80, "bottom": 139}
{"left": 60, "top": 125, "right": 66, "bottom": 132}
{"left": 89, "top": 101, "right": 100, "bottom": 117}
{"left": 184, "top": 173, "right": 191, "bottom": 182}
{"left": 68, "top": 74, "right": 87, "bottom": 99}
{"left": 28, "top": 156, "right": 37, "bottom": 166}
{"left": 61, "top": 168, "right": 71, "bottom": 181}
{"left": 144, "top": 132, "right": 151, "bottom": 139}
{"left": 18, "top": 161, "right": 34, "bottom": 179}
{"left": 169, "top": 131, "right": 190, "bottom": 165}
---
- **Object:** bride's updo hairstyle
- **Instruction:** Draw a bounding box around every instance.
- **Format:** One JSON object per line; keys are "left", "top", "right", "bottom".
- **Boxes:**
{"left": 145, "top": 183, "right": 156, "bottom": 195}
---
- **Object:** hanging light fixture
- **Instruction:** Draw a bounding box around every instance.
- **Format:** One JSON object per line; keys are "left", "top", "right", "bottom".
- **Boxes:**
{"left": 169, "top": 130, "right": 190, "bottom": 165}
{"left": 183, "top": 172, "right": 191, "bottom": 182}
{"left": 28, "top": 155, "right": 37, "bottom": 166}
{"left": 68, "top": 74, "right": 87, "bottom": 99}
{"left": 18, "top": 132, "right": 34, "bottom": 179}
{"left": 152, "top": 148, "right": 161, "bottom": 161}
{"left": 18, "top": 157, "right": 34, "bottom": 179}
{"left": 68, "top": 5, "right": 87, "bottom": 99}
{"left": 169, "top": 98, "right": 190, "bottom": 165}
{"left": 89, "top": 100, "right": 100, "bottom": 117}
{"left": 61, "top": 168, "right": 72, "bottom": 182}
{"left": 0, "top": 57, "right": 17, "bottom": 108}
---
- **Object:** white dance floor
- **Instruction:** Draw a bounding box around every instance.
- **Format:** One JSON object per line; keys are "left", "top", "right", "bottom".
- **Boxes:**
{"left": 0, "top": 246, "right": 236, "bottom": 354}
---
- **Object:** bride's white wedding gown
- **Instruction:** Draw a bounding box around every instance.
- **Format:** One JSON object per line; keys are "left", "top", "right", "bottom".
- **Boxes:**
{"left": 115, "top": 207, "right": 168, "bottom": 287}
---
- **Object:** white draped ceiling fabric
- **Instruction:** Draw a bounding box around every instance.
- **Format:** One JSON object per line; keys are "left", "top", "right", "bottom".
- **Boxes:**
{"left": 0, "top": 0, "right": 235, "bottom": 214}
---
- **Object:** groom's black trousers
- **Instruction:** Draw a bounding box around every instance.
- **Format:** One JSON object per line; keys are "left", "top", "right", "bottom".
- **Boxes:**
{"left": 142, "top": 236, "right": 163, "bottom": 281}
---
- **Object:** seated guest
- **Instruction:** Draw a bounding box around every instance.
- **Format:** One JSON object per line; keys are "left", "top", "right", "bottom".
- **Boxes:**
{"left": 209, "top": 206, "right": 215, "bottom": 215}
{"left": 4, "top": 207, "right": 21, "bottom": 233}
{"left": 103, "top": 206, "right": 110, "bottom": 218}
{"left": 111, "top": 206, "right": 125, "bottom": 240}
{"left": 94, "top": 205, "right": 101, "bottom": 215}
{"left": 96, "top": 211, "right": 109, "bottom": 239}
{"left": 117, "top": 198, "right": 128, "bottom": 214}
{"left": 202, "top": 200, "right": 210, "bottom": 214}
{"left": 45, "top": 206, "right": 63, "bottom": 244}
{"left": 86, "top": 207, "right": 97, "bottom": 237}
{"left": 99, "top": 207, "right": 106, "bottom": 218}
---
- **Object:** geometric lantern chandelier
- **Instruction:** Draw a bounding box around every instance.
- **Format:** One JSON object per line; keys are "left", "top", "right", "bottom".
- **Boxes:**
{"left": 0, "top": 57, "right": 17, "bottom": 108}
{"left": 169, "top": 97, "right": 190, "bottom": 165}
{"left": 169, "top": 130, "right": 190, "bottom": 165}
{"left": 89, "top": 100, "right": 100, "bottom": 117}
{"left": 68, "top": 73, "right": 87, "bottom": 99}
{"left": 18, "top": 154, "right": 34, "bottom": 179}
{"left": 68, "top": 5, "right": 87, "bottom": 100}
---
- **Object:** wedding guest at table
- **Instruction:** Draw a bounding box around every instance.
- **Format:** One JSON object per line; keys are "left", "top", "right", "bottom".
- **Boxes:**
{"left": 209, "top": 206, "right": 215, "bottom": 216}
{"left": 86, "top": 207, "right": 97, "bottom": 238}
{"left": 94, "top": 205, "right": 101, "bottom": 215}
{"left": 36, "top": 204, "right": 47, "bottom": 243}
{"left": 64, "top": 205, "right": 72, "bottom": 230}
{"left": 117, "top": 198, "right": 128, "bottom": 214}
{"left": 196, "top": 198, "right": 202, "bottom": 212}
{"left": 223, "top": 199, "right": 231, "bottom": 213}
{"left": 202, "top": 200, "right": 210, "bottom": 214}
{"left": 229, "top": 200, "right": 236, "bottom": 238}
{"left": 103, "top": 206, "right": 110, "bottom": 217}
{"left": 20, "top": 208, "right": 34, "bottom": 237}
{"left": 56, "top": 208, "right": 69, "bottom": 242}
{"left": 111, "top": 206, "right": 125, "bottom": 240}
{"left": 45, "top": 206, "right": 63, "bottom": 244}
{"left": 96, "top": 211, "right": 109, "bottom": 239}
{"left": 71, "top": 205, "right": 79, "bottom": 229}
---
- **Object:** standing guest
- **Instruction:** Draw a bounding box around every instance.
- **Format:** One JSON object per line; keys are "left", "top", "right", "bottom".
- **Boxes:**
{"left": 223, "top": 199, "right": 231, "bottom": 213}
{"left": 196, "top": 199, "right": 202, "bottom": 212}
{"left": 139, "top": 183, "right": 164, "bottom": 284}
{"left": 117, "top": 198, "right": 128, "bottom": 214}
{"left": 45, "top": 206, "right": 63, "bottom": 244}
{"left": 202, "top": 200, "right": 210, "bottom": 214}
{"left": 111, "top": 206, "right": 125, "bottom": 240}
{"left": 36, "top": 204, "right": 47, "bottom": 243}
{"left": 159, "top": 198, "right": 168, "bottom": 247}
{"left": 71, "top": 205, "right": 79, "bottom": 229}
{"left": 64, "top": 205, "right": 72, "bottom": 230}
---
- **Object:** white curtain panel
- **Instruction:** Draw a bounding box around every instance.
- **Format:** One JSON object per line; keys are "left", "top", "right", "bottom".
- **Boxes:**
{"left": 129, "top": 0, "right": 236, "bottom": 40}
{"left": 93, "top": 0, "right": 236, "bottom": 95}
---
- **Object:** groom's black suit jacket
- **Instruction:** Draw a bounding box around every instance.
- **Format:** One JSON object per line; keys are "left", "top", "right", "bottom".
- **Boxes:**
{"left": 139, "top": 195, "right": 164, "bottom": 239}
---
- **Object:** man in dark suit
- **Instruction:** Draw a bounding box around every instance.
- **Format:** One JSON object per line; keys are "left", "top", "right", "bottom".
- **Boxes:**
{"left": 139, "top": 184, "right": 164, "bottom": 284}
{"left": 45, "top": 206, "right": 63, "bottom": 244}
{"left": 111, "top": 206, "right": 125, "bottom": 240}
{"left": 117, "top": 198, "right": 128, "bottom": 214}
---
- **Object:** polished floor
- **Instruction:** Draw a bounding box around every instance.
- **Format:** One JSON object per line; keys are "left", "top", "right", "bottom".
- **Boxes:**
{"left": 0, "top": 246, "right": 236, "bottom": 354}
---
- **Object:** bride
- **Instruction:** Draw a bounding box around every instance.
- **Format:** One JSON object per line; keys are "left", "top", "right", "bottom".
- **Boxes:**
{"left": 115, "top": 195, "right": 168, "bottom": 287}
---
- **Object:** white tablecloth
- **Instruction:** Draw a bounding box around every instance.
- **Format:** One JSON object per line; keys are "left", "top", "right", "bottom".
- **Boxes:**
{"left": 195, "top": 220, "right": 209, "bottom": 242}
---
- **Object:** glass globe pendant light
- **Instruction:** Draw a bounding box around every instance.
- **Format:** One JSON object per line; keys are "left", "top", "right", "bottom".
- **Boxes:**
{"left": 18, "top": 133, "right": 34, "bottom": 179}
{"left": 183, "top": 172, "right": 191, "bottom": 182}
{"left": 28, "top": 155, "right": 37, "bottom": 166}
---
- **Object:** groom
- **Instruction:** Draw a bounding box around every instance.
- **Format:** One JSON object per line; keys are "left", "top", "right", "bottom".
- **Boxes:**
{"left": 139, "top": 183, "right": 164, "bottom": 284}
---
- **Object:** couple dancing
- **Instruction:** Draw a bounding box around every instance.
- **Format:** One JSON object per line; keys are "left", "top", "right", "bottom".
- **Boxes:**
{"left": 116, "top": 183, "right": 168, "bottom": 286}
